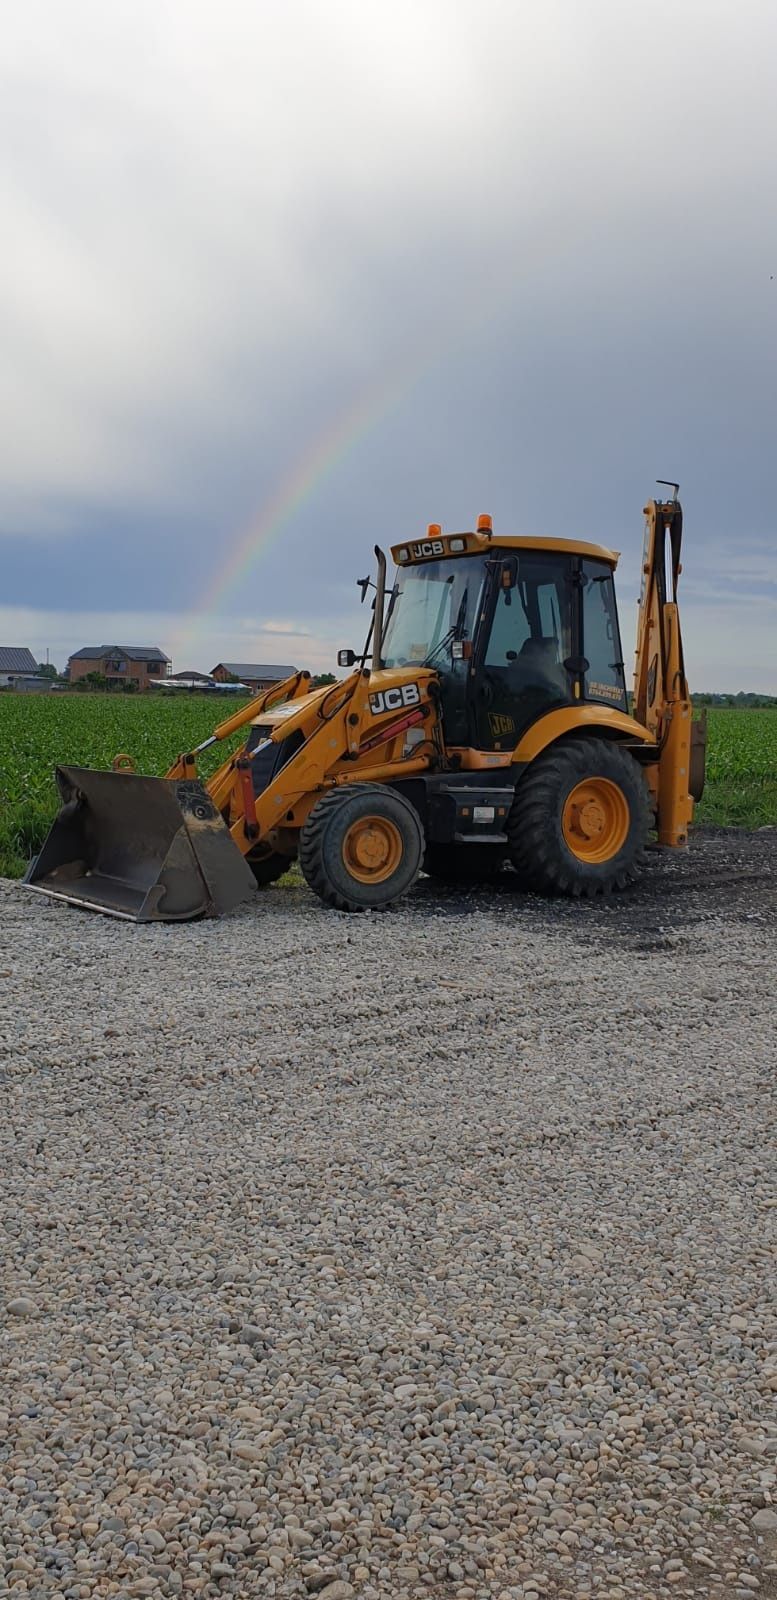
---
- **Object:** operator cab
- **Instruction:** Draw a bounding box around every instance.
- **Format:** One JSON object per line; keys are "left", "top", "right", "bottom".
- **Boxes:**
{"left": 382, "top": 530, "right": 627, "bottom": 751}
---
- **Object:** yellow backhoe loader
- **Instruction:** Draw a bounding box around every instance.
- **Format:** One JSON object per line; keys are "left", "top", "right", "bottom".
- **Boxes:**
{"left": 25, "top": 486, "right": 705, "bottom": 920}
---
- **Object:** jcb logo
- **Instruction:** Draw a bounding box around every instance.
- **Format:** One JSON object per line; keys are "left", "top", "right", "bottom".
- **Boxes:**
{"left": 369, "top": 683, "right": 421, "bottom": 716}
{"left": 410, "top": 539, "right": 444, "bottom": 558}
{"left": 488, "top": 711, "right": 515, "bottom": 736}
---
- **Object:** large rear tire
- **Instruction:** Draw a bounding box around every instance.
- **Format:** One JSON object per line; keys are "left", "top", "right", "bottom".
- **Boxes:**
{"left": 423, "top": 843, "right": 505, "bottom": 884}
{"left": 299, "top": 783, "right": 424, "bottom": 911}
{"left": 508, "top": 737, "right": 650, "bottom": 897}
{"left": 245, "top": 847, "right": 293, "bottom": 888}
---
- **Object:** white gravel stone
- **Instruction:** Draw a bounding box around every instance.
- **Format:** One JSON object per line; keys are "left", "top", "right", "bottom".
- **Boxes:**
{"left": 752, "top": 1509, "right": 777, "bottom": 1532}
{"left": 5, "top": 1296, "right": 37, "bottom": 1317}
{"left": 0, "top": 830, "right": 775, "bottom": 1599}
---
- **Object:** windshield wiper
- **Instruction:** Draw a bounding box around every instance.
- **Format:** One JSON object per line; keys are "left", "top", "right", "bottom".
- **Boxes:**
{"left": 422, "top": 624, "right": 458, "bottom": 668}
{"left": 422, "top": 586, "right": 469, "bottom": 668}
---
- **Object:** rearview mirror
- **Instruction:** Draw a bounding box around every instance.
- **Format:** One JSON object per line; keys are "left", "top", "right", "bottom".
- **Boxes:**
{"left": 338, "top": 649, "right": 357, "bottom": 668}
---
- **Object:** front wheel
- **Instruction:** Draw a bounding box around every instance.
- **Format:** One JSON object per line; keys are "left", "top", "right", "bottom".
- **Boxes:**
{"left": 299, "top": 783, "right": 424, "bottom": 911}
{"left": 508, "top": 737, "right": 650, "bottom": 897}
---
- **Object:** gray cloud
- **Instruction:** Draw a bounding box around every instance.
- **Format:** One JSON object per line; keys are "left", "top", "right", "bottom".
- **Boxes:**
{"left": 0, "top": 0, "right": 775, "bottom": 688}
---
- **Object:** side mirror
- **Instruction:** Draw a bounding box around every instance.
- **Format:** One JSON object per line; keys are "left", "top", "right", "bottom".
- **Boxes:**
{"left": 338, "top": 648, "right": 357, "bottom": 669}
{"left": 357, "top": 576, "right": 372, "bottom": 604}
{"left": 501, "top": 555, "right": 519, "bottom": 588}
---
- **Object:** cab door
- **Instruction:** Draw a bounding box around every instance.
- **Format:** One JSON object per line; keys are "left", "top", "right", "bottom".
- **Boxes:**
{"left": 472, "top": 554, "right": 576, "bottom": 750}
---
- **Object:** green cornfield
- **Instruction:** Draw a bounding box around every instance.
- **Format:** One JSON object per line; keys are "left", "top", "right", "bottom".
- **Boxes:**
{"left": 694, "top": 707, "right": 777, "bottom": 828}
{"left": 0, "top": 693, "right": 775, "bottom": 878}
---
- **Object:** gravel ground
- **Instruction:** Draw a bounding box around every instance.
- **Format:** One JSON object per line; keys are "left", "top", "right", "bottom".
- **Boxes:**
{"left": 1, "top": 825, "right": 775, "bottom": 1600}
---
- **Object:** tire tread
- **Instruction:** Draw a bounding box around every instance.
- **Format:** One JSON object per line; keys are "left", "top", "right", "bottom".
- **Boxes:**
{"left": 508, "top": 737, "right": 650, "bottom": 898}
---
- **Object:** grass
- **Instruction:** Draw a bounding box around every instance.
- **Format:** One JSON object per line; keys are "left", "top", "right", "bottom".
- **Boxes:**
{"left": 694, "top": 708, "right": 777, "bottom": 829}
{"left": 0, "top": 694, "right": 774, "bottom": 879}
{"left": 698, "top": 777, "right": 777, "bottom": 828}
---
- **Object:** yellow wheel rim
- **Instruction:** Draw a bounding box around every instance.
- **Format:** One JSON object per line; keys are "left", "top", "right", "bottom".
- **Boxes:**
{"left": 342, "top": 815, "right": 403, "bottom": 884}
{"left": 562, "top": 777, "right": 630, "bottom": 864}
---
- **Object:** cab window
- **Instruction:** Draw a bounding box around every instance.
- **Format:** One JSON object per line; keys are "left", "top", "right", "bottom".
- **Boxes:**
{"left": 485, "top": 589, "right": 532, "bottom": 663}
{"left": 484, "top": 562, "right": 571, "bottom": 681}
{"left": 582, "top": 561, "right": 627, "bottom": 709}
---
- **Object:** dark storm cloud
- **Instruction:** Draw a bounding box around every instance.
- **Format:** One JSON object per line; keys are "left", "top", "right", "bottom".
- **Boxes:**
{"left": 0, "top": 0, "right": 775, "bottom": 686}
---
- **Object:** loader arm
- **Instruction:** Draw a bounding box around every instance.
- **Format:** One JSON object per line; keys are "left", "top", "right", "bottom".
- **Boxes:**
{"left": 633, "top": 489, "right": 704, "bottom": 845}
{"left": 164, "top": 671, "right": 312, "bottom": 781}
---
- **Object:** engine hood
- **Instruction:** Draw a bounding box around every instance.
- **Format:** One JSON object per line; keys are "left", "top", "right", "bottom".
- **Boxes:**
{"left": 249, "top": 667, "right": 437, "bottom": 740}
{"left": 249, "top": 681, "right": 340, "bottom": 734}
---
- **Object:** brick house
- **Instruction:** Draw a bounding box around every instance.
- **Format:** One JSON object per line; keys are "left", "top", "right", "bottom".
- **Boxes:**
{"left": 210, "top": 662, "right": 296, "bottom": 692}
{"left": 68, "top": 645, "right": 171, "bottom": 689}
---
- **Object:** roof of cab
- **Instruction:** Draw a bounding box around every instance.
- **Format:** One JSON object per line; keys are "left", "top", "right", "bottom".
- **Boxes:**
{"left": 390, "top": 532, "right": 620, "bottom": 566}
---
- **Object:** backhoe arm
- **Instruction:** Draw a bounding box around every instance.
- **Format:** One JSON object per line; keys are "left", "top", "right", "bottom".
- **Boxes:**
{"left": 633, "top": 489, "right": 703, "bottom": 846}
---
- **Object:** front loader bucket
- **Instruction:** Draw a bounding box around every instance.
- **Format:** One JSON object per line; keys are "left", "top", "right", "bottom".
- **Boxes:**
{"left": 23, "top": 767, "right": 257, "bottom": 922}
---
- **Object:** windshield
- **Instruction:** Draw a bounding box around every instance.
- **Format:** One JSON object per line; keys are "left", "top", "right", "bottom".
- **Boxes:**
{"left": 382, "top": 554, "right": 486, "bottom": 668}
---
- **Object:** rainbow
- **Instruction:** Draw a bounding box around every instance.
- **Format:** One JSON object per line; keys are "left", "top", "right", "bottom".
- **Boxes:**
{"left": 172, "top": 288, "right": 512, "bottom": 666}
{"left": 171, "top": 355, "right": 426, "bottom": 665}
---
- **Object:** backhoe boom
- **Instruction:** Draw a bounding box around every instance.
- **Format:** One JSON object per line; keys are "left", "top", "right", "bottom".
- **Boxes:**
{"left": 633, "top": 490, "right": 704, "bottom": 845}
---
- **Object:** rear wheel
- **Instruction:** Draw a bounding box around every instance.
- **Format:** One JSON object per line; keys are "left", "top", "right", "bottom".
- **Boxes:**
{"left": 299, "top": 783, "right": 424, "bottom": 911}
{"left": 245, "top": 847, "right": 293, "bottom": 888}
{"left": 423, "top": 843, "right": 505, "bottom": 884}
{"left": 508, "top": 737, "right": 650, "bottom": 897}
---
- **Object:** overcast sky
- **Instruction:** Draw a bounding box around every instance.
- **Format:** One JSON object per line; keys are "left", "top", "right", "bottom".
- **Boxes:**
{"left": 1, "top": 0, "right": 775, "bottom": 688}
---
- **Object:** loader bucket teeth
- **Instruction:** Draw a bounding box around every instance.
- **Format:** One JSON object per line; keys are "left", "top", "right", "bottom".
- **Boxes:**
{"left": 23, "top": 767, "right": 256, "bottom": 922}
